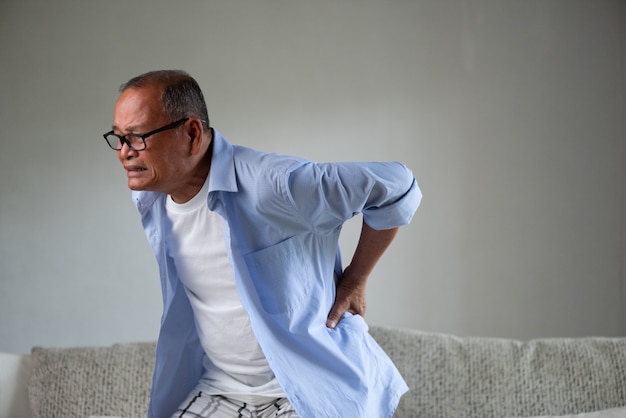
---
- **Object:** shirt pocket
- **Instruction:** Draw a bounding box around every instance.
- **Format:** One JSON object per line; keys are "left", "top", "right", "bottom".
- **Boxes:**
{"left": 243, "top": 236, "right": 315, "bottom": 315}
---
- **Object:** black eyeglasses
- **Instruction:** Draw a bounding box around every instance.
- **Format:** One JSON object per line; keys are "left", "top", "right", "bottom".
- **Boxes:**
{"left": 103, "top": 118, "right": 189, "bottom": 151}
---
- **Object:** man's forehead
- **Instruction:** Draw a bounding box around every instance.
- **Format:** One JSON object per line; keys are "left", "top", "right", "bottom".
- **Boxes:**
{"left": 113, "top": 87, "right": 164, "bottom": 129}
{"left": 117, "top": 85, "right": 161, "bottom": 106}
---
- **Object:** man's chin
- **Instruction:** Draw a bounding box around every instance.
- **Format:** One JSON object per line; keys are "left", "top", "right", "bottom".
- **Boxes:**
{"left": 127, "top": 180, "right": 163, "bottom": 194}
{"left": 127, "top": 181, "right": 149, "bottom": 191}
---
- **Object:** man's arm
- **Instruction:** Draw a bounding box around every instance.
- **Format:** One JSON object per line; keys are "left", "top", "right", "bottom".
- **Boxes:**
{"left": 326, "top": 220, "right": 399, "bottom": 329}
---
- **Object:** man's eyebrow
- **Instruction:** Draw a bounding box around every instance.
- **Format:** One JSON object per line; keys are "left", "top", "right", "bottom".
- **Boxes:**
{"left": 111, "top": 124, "right": 142, "bottom": 133}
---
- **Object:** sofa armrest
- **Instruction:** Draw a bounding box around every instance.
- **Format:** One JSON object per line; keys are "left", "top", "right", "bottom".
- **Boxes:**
{"left": 0, "top": 352, "right": 32, "bottom": 418}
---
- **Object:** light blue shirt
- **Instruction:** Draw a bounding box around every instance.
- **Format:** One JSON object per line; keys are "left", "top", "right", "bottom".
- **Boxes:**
{"left": 133, "top": 130, "right": 422, "bottom": 418}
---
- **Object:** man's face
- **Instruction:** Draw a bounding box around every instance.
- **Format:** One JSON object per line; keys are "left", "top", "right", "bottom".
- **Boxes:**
{"left": 112, "top": 86, "right": 191, "bottom": 194}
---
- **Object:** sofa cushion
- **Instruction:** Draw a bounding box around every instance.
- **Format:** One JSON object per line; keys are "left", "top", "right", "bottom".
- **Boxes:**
{"left": 28, "top": 342, "right": 155, "bottom": 418}
{"left": 369, "top": 326, "right": 626, "bottom": 418}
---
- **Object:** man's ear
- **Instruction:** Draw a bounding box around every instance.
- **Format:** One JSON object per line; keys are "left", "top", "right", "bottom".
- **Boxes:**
{"left": 187, "top": 118, "right": 205, "bottom": 155}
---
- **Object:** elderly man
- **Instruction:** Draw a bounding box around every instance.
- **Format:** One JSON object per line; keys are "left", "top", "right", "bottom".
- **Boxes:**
{"left": 104, "top": 70, "right": 421, "bottom": 418}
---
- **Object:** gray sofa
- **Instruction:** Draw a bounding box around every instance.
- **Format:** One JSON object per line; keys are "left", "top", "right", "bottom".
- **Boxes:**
{"left": 10, "top": 326, "right": 626, "bottom": 417}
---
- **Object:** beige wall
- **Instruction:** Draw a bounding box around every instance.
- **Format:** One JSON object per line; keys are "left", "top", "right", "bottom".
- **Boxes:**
{"left": 0, "top": 0, "right": 624, "bottom": 353}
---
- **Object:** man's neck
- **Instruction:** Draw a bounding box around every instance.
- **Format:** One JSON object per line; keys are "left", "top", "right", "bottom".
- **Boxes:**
{"left": 169, "top": 138, "right": 213, "bottom": 204}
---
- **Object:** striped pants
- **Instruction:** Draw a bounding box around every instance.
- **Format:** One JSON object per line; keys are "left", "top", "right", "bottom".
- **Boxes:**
{"left": 172, "top": 392, "right": 299, "bottom": 418}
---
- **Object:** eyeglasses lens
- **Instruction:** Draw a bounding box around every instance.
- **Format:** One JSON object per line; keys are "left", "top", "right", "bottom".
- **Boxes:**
{"left": 106, "top": 134, "right": 144, "bottom": 151}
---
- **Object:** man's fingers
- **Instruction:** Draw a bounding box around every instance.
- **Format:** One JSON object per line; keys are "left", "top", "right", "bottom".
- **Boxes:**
{"left": 326, "top": 301, "right": 347, "bottom": 329}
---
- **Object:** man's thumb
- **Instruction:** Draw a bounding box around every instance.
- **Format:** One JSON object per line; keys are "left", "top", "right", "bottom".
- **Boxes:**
{"left": 326, "top": 308, "right": 341, "bottom": 329}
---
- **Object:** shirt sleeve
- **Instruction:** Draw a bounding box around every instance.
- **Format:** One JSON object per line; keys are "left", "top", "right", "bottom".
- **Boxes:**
{"left": 285, "top": 161, "right": 422, "bottom": 232}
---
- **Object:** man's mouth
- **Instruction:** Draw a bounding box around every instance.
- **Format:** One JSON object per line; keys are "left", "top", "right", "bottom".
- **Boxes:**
{"left": 124, "top": 166, "right": 147, "bottom": 176}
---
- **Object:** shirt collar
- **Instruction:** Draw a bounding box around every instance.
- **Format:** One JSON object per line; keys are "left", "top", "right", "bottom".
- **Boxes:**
{"left": 208, "top": 129, "right": 238, "bottom": 193}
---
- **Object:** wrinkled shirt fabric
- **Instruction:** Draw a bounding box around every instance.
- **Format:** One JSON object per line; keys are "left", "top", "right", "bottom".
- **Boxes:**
{"left": 133, "top": 130, "right": 422, "bottom": 418}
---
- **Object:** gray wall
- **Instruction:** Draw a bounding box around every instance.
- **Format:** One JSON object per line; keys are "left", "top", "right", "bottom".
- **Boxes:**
{"left": 1, "top": 0, "right": 624, "bottom": 354}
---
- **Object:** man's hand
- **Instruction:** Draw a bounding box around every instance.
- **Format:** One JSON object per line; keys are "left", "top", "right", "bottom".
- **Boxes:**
{"left": 326, "top": 266, "right": 367, "bottom": 329}
{"left": 326, "top": 222, "right": 399, "bottom": 329}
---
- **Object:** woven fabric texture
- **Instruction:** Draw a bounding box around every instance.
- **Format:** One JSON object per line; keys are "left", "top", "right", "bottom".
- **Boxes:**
{"left": 28, "top": 342, "right": 155, "bottom": 418}
{"left": 369, "top": 326, "right": 626, "bottom": 418}
{"left": 25, "top": 328, "right": 626, "bottom": 418}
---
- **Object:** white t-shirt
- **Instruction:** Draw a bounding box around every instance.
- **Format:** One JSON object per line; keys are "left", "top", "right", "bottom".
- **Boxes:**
{"left": 165, "top": 176, "right": 284, "bottom": 405}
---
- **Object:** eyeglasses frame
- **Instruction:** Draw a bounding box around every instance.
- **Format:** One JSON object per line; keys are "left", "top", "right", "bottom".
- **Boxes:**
{"left": 103, "top": 117, "right": 190, "bottom": 151}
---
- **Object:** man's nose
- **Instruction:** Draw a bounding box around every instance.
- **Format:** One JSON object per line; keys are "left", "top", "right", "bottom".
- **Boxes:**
{"left": 118, "top": 141, "right": 138, "bottom": 160}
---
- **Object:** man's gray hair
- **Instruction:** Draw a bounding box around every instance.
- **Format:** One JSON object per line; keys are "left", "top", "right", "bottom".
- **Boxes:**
{"left": 120, "top": 70, "right": 210, "bottom": 130}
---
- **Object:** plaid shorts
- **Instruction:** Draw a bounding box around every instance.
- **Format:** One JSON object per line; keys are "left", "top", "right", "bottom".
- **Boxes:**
{"left": 172, "top": 392, "right": 299, "bottom": 418}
